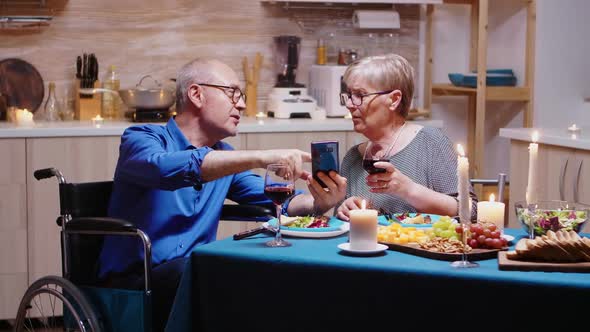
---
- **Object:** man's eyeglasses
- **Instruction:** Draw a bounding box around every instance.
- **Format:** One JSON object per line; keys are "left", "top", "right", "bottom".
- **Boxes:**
{"left": 197, "top": 83, "right": 246, "bottom": 104}
{"left": 340, "top": 90, "right": 394, "bottom": 107}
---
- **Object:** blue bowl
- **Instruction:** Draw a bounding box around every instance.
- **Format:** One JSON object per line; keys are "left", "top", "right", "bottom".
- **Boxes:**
{"left": 448, "top": 71, "right": 517, "bottom": 88}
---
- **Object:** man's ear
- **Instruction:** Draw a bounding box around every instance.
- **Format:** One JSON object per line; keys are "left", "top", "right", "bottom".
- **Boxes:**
{"left": 387, "top": 90, "right": 402, "bottom": 112}
{"left": 187, "top": 84, "right": 205, "bottom": 109}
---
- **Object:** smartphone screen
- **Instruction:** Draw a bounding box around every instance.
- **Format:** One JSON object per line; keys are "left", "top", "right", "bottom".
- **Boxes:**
{"left": 311, "top": 141, "right": 339, "bottom": 188}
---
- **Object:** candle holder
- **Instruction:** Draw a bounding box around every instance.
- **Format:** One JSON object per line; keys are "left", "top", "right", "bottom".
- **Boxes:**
{"left": 92, "top": 115, "right": 104, "bottom": 128}
{"left": 450, "top": 221, "right": 479, "bottom": 268}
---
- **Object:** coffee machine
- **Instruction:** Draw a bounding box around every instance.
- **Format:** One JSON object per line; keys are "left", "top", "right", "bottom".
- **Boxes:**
{"left": 267, "top": 35, "right": 317, "bottom": 119}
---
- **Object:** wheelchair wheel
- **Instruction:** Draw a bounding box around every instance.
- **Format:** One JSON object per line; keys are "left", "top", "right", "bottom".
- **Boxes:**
{"left": 14, "top": 275, "right": 102, "bottom": 332}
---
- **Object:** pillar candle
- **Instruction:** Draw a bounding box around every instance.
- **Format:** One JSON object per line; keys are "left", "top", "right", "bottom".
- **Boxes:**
{"left": 348, "top": 199, "right": 378, "bottom": 250}
{"left": 15, "top": 108, "right": 34, "bottom": 127}
{"left": 476, "top": 193, "right": 505, "bottom": 232}
{"left": 526, "top": 131, "right": 539, "bottom": 205}
{"left": 456, "top": 144, "right": 470, "bottom": 223}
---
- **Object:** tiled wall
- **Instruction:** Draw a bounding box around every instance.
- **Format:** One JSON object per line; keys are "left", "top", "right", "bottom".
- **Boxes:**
{"left": 1, "top": 0, "right": 419, "bottom": 114}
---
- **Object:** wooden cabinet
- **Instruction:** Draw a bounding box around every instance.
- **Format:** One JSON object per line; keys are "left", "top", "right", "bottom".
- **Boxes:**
{"left": 0, "top": 139, "right": 28, "bottom": 320}
{"left": 508, "top": 140, "right": 590, "bottom": 227}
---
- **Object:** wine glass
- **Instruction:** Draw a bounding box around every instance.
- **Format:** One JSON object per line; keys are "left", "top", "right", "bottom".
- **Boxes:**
{"left": 362, "top": 141, "right": 392, "bottom": 210}
{"left": 264, "top": 163, "right": 295, "bottom": 247}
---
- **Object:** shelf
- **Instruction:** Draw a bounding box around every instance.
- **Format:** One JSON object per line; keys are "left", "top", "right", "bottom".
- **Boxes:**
{"left": 261, "top": 0, "right": 442, "bottom": 4}
{"left": 407, "top": 107, "right": 431, "bottom": 120}
{"left": 431, "top": 84, "right": 531, "bottom": 101}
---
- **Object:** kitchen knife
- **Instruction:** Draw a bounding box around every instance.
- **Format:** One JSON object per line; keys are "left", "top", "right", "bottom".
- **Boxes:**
{"left": 76, "top": 56, "right": 82, "bottom": 79}
{"left": 233, "top": 225, "right": 269, "bottom": 240}
{"left": 82, "top": 53, "right": 88, "bottom": 88}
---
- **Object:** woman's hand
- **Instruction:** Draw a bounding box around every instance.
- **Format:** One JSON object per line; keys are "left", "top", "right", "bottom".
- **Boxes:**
{"left": 367, "top": 161, "right": 417, "bottom": 199}
{"left": 306, "top": 171, "right": 347, "bottom": 215}
{"left": 335, "top": 196, "right": 365, "bottom": 221}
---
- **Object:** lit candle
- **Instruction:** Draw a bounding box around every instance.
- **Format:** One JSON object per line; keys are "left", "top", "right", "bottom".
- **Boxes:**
{"left": 526, "top": 131, "right": 539, "bottom": 205}
{"left": 568, "top": 123, "right": 581, "bottom": 133}
{"left": 255, "top": 111, "right": 267, "bottom": 119}
{"left": 92, "top": 114, "right": 104, "bottom": 128}
{"left": 456, "top": 144, "right": 470, "bottom": 223}
{"left": 348, "top": 199, "right": 378, "bottom": 250}
{"left": 476, "top": 193, "right": 505, "bottom": 233}
{"left": 15, "top": 108, "right": 35, "bottom": 127}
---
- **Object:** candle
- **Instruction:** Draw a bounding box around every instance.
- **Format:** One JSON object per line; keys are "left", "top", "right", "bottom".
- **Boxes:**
{"left": 456, "top": 144, "right": 470, "bottom": 223}
{"left": 476, "top": 193, "right": 505, "bottom": 233}
{"left": 348, "top": 199, "right": 378, "bottom": 250}
{"left": 568, "top": 124, "right": 581, "bottom": 133}
{"left": 92, "top": 114, "right": 104, "bottom": 128}
{"left": 526, "top": 131, "right": 539, "bottom": 205}
{"left": 15, "top": 109, "right": 35, "bottom": 127}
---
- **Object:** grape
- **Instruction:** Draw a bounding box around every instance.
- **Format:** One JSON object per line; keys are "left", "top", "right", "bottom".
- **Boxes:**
{"left": 490, "top": 230, "right": 501, "bottom": 239}
{"left": 468, "top": 239, "right": 479, "bottom": 248}
{"left": 488, "top": 224, "right": 497, "bottom": 232}
{"left": 491, "top": 238, "right": 503, "bottom": 249}
{"left": 455, "top": 225, "right": 463, "bottom": 234}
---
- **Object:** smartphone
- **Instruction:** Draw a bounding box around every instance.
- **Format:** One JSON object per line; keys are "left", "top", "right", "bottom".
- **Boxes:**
{"left": 311, "top": 141, "right": 339, "bottom": 188}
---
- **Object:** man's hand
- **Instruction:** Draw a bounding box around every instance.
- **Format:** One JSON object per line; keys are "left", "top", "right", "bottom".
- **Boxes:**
{"left": 261, "top": 149, "right": 312, "bottom": 180}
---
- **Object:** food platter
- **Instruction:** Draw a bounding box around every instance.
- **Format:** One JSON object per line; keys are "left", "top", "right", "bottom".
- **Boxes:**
{"left": 377, "top": 213, "right": 450, "bottom": 228}
{"left": 380, "top": 241, "right": 507, "bottom": 261}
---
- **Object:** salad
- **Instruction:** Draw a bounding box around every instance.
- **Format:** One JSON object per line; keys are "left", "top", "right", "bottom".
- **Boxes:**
{"left": 387, "top": 212, "right": 432, "bottom": 225}
{"left": 285, "top": 216, "right": 331, "bottom": 228}
{"left": 517, "top": 208, "right": 587, "bottom": 235}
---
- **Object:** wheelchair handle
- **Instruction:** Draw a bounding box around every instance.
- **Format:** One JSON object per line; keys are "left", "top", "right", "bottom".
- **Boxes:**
{"left": 34, "top": 168, "right": 66, "bottom": 184}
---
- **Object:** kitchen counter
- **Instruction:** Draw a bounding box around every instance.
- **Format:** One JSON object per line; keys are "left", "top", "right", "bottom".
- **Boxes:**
{"left": 0, "top": 117, "right": 443, "bottom": 138}
{"left": 500, "top": 127, "right": 590, "bottom": 151}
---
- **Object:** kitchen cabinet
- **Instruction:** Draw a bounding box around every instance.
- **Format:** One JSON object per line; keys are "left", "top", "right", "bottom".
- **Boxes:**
{"left": 508, "top": 140, "right": 590, "bottom": 227}
{"left": 0, "top": 139, "right": 27, "bottom": 320}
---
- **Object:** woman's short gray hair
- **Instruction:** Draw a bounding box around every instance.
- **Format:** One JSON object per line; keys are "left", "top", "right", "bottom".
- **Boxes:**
{"left": 343, "top": 53, "right": 415, "bottom": 118}
{"left": 175, "top": 58, "right": 217, "bottom": 112}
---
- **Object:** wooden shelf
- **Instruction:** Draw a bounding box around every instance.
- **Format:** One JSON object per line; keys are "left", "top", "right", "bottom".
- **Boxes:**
{"left": 432, "top": 84, "right": 530, "bottom": 101}
{"left": 407, "top": 107, "right": 431, "bottom": 120}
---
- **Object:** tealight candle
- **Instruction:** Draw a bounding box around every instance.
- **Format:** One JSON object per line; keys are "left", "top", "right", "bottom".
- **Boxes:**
{"left": 92, "top": 114, "right": 104, "bottom": 128}
{"left": 348, "top": 199, "right": 378, "bottom": 250}
{"left": 526, "top": 131, "right": 539, "bottom": 205}
{"left": 476, "top": 193, "right": 505, "bottom": 233}
{"left": 255, "top": 111, "right": 267, "bottom": 119}
{"left": 15, "top": 108, "right": 34, "bottom": 127}
{"left": 568, "top": 124, "right": 581, "bottom": 133}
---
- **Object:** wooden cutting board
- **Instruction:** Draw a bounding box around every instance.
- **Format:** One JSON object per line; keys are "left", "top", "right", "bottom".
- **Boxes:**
{"left": 0, "top": 58, "right": 44, "bottom": 113}
{"left": 498, "top": 251, "right": 590, "bottom": 273}
{"left": 381, "top": 241, "right": 505, "bottom": 261}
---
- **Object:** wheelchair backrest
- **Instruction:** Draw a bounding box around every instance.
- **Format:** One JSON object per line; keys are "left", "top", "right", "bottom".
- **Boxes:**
{"left": 59, "top": 181, "right": 113, "bottom": 285}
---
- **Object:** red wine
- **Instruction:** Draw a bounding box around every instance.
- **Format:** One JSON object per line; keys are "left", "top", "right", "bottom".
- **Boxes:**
{"left": 264, "top": 186, "right": 294, "bottom": 205}
{"left": 362, "top": 159, "right": 389, "bottom": 174}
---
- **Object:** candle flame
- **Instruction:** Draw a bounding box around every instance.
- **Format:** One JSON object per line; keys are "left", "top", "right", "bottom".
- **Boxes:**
{"left": 456, "top": 144, "right": 465, "bottom": 157}
{"left": 361, "top": 199, "right": 366, "bottom": 210}
{"left": 531, "top": 131, "right": 539, "bottom": 143}
{"left": 489, "top": 193, "right": 495, "bottom": 202}
{"left": 93, "top": 114, "right": 103, "bottom": 120}
{"left": 572, "top": 124, "right": 578, "bottom": 130}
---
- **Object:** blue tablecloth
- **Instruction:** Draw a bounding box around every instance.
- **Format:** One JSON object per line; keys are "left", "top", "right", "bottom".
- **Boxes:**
{"left": 166, "top": 228, "right": 590, "bottom": 331}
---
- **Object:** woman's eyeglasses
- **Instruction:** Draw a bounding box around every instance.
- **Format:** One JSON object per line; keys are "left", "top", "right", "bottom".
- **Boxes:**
{"left": 197, "top": 83, "right": 246, "bottom": 104}
{"left": 340, "top": 90, "right": 394, "bottom": 107}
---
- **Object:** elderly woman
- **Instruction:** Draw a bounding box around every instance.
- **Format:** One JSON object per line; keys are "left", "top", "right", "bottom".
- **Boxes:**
{"left": 335, "top": 54, "right": 477, "bottom": 221}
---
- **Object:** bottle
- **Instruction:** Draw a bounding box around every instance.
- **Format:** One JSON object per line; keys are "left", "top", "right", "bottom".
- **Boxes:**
{"left": 316, "top": 39, "right": 327, "bottom": 65}
{"left": 43, "top": 82, "right": 61, "bottom": 121}
{"left": 101, "top": 65, "right": 121, "bottom": 120}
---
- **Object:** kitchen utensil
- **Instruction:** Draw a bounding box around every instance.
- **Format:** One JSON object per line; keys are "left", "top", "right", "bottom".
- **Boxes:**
{"left": 76, "top": 56, "right": 82, "bottom": 79}
{"left": 79, "top": 75, "right": 175, "bottom": 110}
{"left": 0, "top": 58, "right": 44, "bottom": 112}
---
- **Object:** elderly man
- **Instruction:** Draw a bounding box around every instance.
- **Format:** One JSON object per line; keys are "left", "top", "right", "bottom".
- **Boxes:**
{"left": 98, "top": 58, "right": 346, "bottom": 330}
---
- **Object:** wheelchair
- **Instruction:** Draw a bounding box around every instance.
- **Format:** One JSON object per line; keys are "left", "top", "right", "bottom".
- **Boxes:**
{"left": 14, "top": 167, "right": 273, "bottom": 332}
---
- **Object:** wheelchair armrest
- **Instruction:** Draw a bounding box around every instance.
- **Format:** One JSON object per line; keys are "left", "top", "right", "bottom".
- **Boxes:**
{"left": 66, "top": 217, "right": 138, "bottom": 233}
{"left": 221, "top": 204, "right": 273, "bottom": 222}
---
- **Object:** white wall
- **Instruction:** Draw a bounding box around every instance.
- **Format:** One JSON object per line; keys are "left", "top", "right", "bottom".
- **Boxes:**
{"left": 430, "top": 0, "right": 527, "bottom": 179}
{"left": 534, "top": 0, "right": 590, "bottom": 128}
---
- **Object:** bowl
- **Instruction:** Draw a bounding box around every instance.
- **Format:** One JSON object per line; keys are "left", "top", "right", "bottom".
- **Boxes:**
{"left": 514, "top": 200, "right": 589, "bottom": 236}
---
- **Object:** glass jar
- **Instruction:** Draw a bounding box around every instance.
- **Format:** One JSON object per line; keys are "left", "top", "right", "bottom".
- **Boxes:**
{"left": 60, "top": 87, "right": 75, "bottom": 121}
{"left": 42, "top": 82, "right": 61, "bottom": 121}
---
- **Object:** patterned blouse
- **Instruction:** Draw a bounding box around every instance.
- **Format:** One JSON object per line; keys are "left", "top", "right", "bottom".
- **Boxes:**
{"left": 339, "top": 126, "right": 478, "bottom": 220}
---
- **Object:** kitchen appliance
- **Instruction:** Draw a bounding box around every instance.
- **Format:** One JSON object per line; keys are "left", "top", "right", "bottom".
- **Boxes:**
{"left": 308, "top": 64, "right": 349, "bottom": 117}
{"left": 267, "top": 35, "right": 317, "bottom": 119}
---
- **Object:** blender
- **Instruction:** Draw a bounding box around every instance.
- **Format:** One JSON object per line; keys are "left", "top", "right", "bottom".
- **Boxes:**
{"left": 266, "top": 35, "right": 317, "bottom": 119}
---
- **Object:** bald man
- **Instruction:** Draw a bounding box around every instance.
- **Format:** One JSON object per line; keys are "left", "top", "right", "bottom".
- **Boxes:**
{"left": 98, "top": 59, "right": 346, "bottom": 330}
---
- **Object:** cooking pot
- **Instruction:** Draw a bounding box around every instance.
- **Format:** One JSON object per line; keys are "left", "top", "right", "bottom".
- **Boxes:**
{"left": 81, "top": 75, "right": 175, "bottom": 110}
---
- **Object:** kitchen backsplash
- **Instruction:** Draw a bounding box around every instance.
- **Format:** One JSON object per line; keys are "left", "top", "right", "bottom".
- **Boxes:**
{"left": 0, "top": 0, "right": 419, "bottom": 113}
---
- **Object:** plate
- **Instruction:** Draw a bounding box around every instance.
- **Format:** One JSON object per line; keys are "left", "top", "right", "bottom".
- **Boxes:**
{"left": 263, "top": 217, "right": 349, "bottom": 238}
{"left": 0, "top": 58, "right": 44, "bottom": 112}
{"left": 501, "top": 234, "right": 515, "bottom": 243}
{"left": 338, "top": 242, "right": 388, "bottom": 255}
{"left": 378, "top": 213, "right": 445, "bottom": 228}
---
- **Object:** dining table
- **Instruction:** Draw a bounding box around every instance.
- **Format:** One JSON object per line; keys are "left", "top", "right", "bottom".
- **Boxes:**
{"left": 165, "top": 228, "right": 590, "bottom": 332}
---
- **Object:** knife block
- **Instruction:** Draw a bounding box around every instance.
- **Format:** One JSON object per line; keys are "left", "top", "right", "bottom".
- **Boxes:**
{"left": 74, "top": 79, "right": 101, "bottom": 120}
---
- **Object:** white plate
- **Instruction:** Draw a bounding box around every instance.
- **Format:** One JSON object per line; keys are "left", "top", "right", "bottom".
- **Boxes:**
{"left": 263, "top": 221, "right": 349, "bottom": 238}
{"left": 501, "top": 234, "right": 515, "bottom": 243}
{"left": 337, "top": 242, "right": 388, "bottom": 255}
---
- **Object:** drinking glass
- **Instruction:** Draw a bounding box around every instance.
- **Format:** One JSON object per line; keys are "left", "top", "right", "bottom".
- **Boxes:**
{"left": 362, "top": 141, "right": 392, "bottom": 210}
{"left": 264, "top": 163, "right": 295, "bottom": 247}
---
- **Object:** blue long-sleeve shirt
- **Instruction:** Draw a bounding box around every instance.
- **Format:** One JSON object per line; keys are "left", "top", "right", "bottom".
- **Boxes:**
{"left": 99, "top": 118, "right": 284, "bottom": 277}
